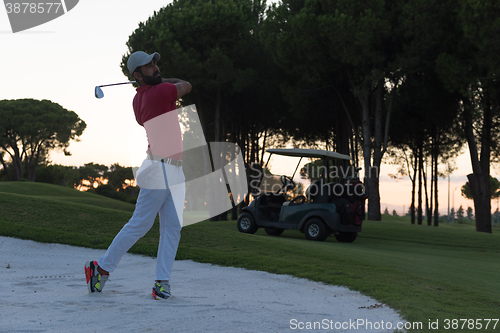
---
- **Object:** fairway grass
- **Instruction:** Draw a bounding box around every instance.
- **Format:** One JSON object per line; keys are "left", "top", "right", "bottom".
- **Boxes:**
{"left": 1, "top": 182, "right": 499, "bottom": 332}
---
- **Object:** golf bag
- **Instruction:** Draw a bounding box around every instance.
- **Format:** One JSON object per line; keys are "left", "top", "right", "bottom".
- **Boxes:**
{"left": 342, "top": 181, "right": 368, "bottom": 226}
{"left": 324, "top": 181, "right": 367, "bottom": 226}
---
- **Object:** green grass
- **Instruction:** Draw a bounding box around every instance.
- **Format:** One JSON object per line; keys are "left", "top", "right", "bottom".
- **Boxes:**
{"left": 0, "top": 181, "right": 136, "bottom": 212}
{"left": 1, "top": 182, "right": 499, "bottom": 332}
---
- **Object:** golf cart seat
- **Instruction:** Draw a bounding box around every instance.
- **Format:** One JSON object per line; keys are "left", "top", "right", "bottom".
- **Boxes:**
{"left": 306, "top": 179, "right": 329, "bottom": 203}
{"left": 260, "top": 193, "right": 286, "bottom": 208}
{"left": 259, "top": 193, "right": 286, "bottom": 221}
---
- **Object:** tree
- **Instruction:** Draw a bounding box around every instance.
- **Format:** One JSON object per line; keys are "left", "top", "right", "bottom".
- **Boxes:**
{"left": 461, "top": 176, "right": 500, "bottom": 200}
{"left": 435, "top": 0, "right": 500, "bottom": 233}
{"left": 262, "top": 0, "right": 410, "bottom": 221}
{"left": 76, "top": 163, "right": 108, "bottom": 191}
{"left": 466, "top": 206, "right": 474, "bottom": 220}
{"left": 449, "top": 207, "right": 455, "bottom": 222}
{"left": 0, "top": 99, "right": 86, "bottom": 181}
{"left": 300, "top": 160, "right": 330, "bottom": 183}
{"left": 389, "top": 71, "right": 463, "bottom": 227}
{"left": 35, "top": 164, "right": 80, "bottom": 187}
{"left": 392, "top": 209, "right": 398, "bottom": 216}
{"left": 384, "top": 207, "right": 389, "bottom": 215}
{"left": 456, "top": 204, "right": 464, "bottom": 221}
{"left": 99, "top": 163, "right": 139, "bottom": 203}
{"left": 105, "top": 163, "right": 135, "bottom": 190}
{"left": 387, "top": 0, "right": 465, "bottom": 228}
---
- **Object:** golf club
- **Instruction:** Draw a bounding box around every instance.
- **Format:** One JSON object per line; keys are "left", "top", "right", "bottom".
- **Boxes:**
{"left": 95, "top": 81, "right": 136, "bottom": 99}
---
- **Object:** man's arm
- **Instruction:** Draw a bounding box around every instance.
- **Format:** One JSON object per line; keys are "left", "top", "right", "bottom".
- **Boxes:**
{"left": 162, "top": 78, "right": 183, "bottom": 84}
{"left": 162, "top": 78, "right": 192, "bottom": 99}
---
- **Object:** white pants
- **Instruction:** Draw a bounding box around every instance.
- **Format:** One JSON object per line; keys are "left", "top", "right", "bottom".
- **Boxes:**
{"left": 98, "top": 161, "right": 185, "bottom": 281}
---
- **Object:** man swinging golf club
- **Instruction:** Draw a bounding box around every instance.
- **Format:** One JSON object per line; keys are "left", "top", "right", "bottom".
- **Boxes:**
{"left": 85, "top": 51, "right": 192, "bottom": 300}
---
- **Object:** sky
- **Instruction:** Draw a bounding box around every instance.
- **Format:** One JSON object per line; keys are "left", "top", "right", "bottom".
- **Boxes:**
{"left": 1, "top": 0, "right": 497, "bottom": 216}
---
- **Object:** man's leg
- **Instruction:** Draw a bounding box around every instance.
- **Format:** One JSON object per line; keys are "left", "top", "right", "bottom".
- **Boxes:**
{"left": 155, "top": 165, "right": 185, "bottom": 281}
{"left": 97, "top": 187, "right": 167, "bottom": 274}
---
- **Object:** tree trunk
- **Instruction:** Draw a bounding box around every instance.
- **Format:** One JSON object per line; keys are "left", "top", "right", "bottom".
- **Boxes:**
{"left": 428, "top": 137, "right": 434, "bottom": 226}
{"left": 12, "top": 145, "right": 23, "bottom": 180}
{"left": 358, "top": 77, "right": 393, "bottom": 222}
{"left": 360, "top": 95, "right": 378, "bottom": 220}
{"left": 210, "top": 88, "right": 227, "bottom": 222}
{"left": 433, "top": 134, "right": 439, "bottom": 227}
{"left": 423, "top": 154, "right": 430, "bottom": 226}
{"left": 244, "top": 124, "right": 249, "bottom": 164}
{"left": 427, "top": 130, "right": 436, "bottom": 226}
{"left": 354, "top": 130, "right": 359, "bottom": 167}
{"left": 417, "top": 142, "right": 423, "bottom": 225}
{"left": 479, "top": 91, "right": 493, "bottom": 232}
{"left": 28, "top": 145, "right": 42, "bottom": 182}
{"left": 214, "top": 88, "right": 222, "bottom": 143}
{"left": 410, "top": 148, "right": 417, "bottom": 224}
{"left": 369, "top": 80, "right": 385, "bottom": 221}
{"left": 205, "top": 142, "right": 220, "bottom": 222}
{"left": 25, "top": 154, "right": 31, "bottom": 181}
{"left": 260, "top": 129, "right": 268, "bottom": 165}
{"left": 467, "top": 173, "right": 491, "bottom": 232}
{"left": 350, "top": 130, "right": 356, "bottom": 166}
{"left": 0, "top": 153, "right": 13, "bottom": 181}
{"left": 337, "top": 117, "right": 351, "bottom": 156}
{"left": 464, "top": 98, "right": 492, "bottom": 233}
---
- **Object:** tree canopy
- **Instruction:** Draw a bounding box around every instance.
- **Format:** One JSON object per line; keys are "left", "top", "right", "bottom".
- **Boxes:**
{"left": 0, "top": 99, "right": 86, "bottom": 181}
{"left": 115, "top": 0, "right": 500, "bottom": 231}
{"left": 462, "top": 176, "right": 500, "bottom": 201}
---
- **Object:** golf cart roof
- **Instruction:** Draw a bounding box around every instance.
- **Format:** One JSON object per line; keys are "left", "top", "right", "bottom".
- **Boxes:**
{"left": 266, "top": 148, "right": 352, "bottom": 161}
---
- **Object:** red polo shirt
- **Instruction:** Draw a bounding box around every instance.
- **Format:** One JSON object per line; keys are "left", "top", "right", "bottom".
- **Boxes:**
{"left": 133, "top": 83, "right": 183, "bottom": 160}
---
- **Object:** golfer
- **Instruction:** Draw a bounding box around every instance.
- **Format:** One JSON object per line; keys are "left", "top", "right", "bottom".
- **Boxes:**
{"left": 85, "top": 51, "right": 192, "bottom": 300}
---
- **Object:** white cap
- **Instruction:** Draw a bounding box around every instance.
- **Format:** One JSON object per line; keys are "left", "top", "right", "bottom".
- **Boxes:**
{"left": 127, "top": 51, "right": 160, "bottom": 74}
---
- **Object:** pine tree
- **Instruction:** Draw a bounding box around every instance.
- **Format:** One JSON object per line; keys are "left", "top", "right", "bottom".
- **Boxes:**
{"left": 466, "top": 206, "right": 474, "bottom": 220}
{"left": 456, "top": 205, "right": 465, "bottom": 221}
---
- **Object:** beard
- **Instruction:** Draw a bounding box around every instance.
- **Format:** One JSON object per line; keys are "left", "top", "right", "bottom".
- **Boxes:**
{"left": 143, "top": 71, "right": 162, "bottom": 85}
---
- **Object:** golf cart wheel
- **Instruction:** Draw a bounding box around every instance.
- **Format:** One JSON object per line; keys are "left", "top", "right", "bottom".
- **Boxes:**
{"left": 334, "top": 231, "right": 358, "bottom": 243}
{"left": 237, "top": 212, "right": 258, "bottom": 234}
{"left": 304, "top": 218, "right": 329, "bottom": 241}
{"left": 265, "top": 227, "right": 284, "bottom": 236}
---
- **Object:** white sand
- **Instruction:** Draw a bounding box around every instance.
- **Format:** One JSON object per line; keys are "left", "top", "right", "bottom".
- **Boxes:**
{"left": 0, "top": 236, "right": 405, "bottom": 332}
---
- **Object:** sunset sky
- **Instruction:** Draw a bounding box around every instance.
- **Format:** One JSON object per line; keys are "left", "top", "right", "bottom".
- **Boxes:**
{"left": 2, "top": 0, "right": 496, "bottom": 216}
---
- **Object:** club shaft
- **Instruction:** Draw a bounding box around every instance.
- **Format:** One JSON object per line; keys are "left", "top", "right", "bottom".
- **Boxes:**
{"left": 98, "top": 81, "right": 136, "bottom": 88}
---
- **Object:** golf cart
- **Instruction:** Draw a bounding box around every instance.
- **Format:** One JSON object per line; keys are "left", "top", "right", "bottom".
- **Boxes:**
{"left": 237, "top": 148, "right": 367, "bottom": 242}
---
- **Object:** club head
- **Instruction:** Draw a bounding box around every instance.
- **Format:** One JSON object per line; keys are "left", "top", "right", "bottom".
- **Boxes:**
{"left": 95, "top": 86, "right": 104, "bottom": 99}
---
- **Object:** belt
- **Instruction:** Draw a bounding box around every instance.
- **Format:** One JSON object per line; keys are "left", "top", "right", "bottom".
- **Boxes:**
{"left": 160, "top": 158, "right": 182, "bottom": 167}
